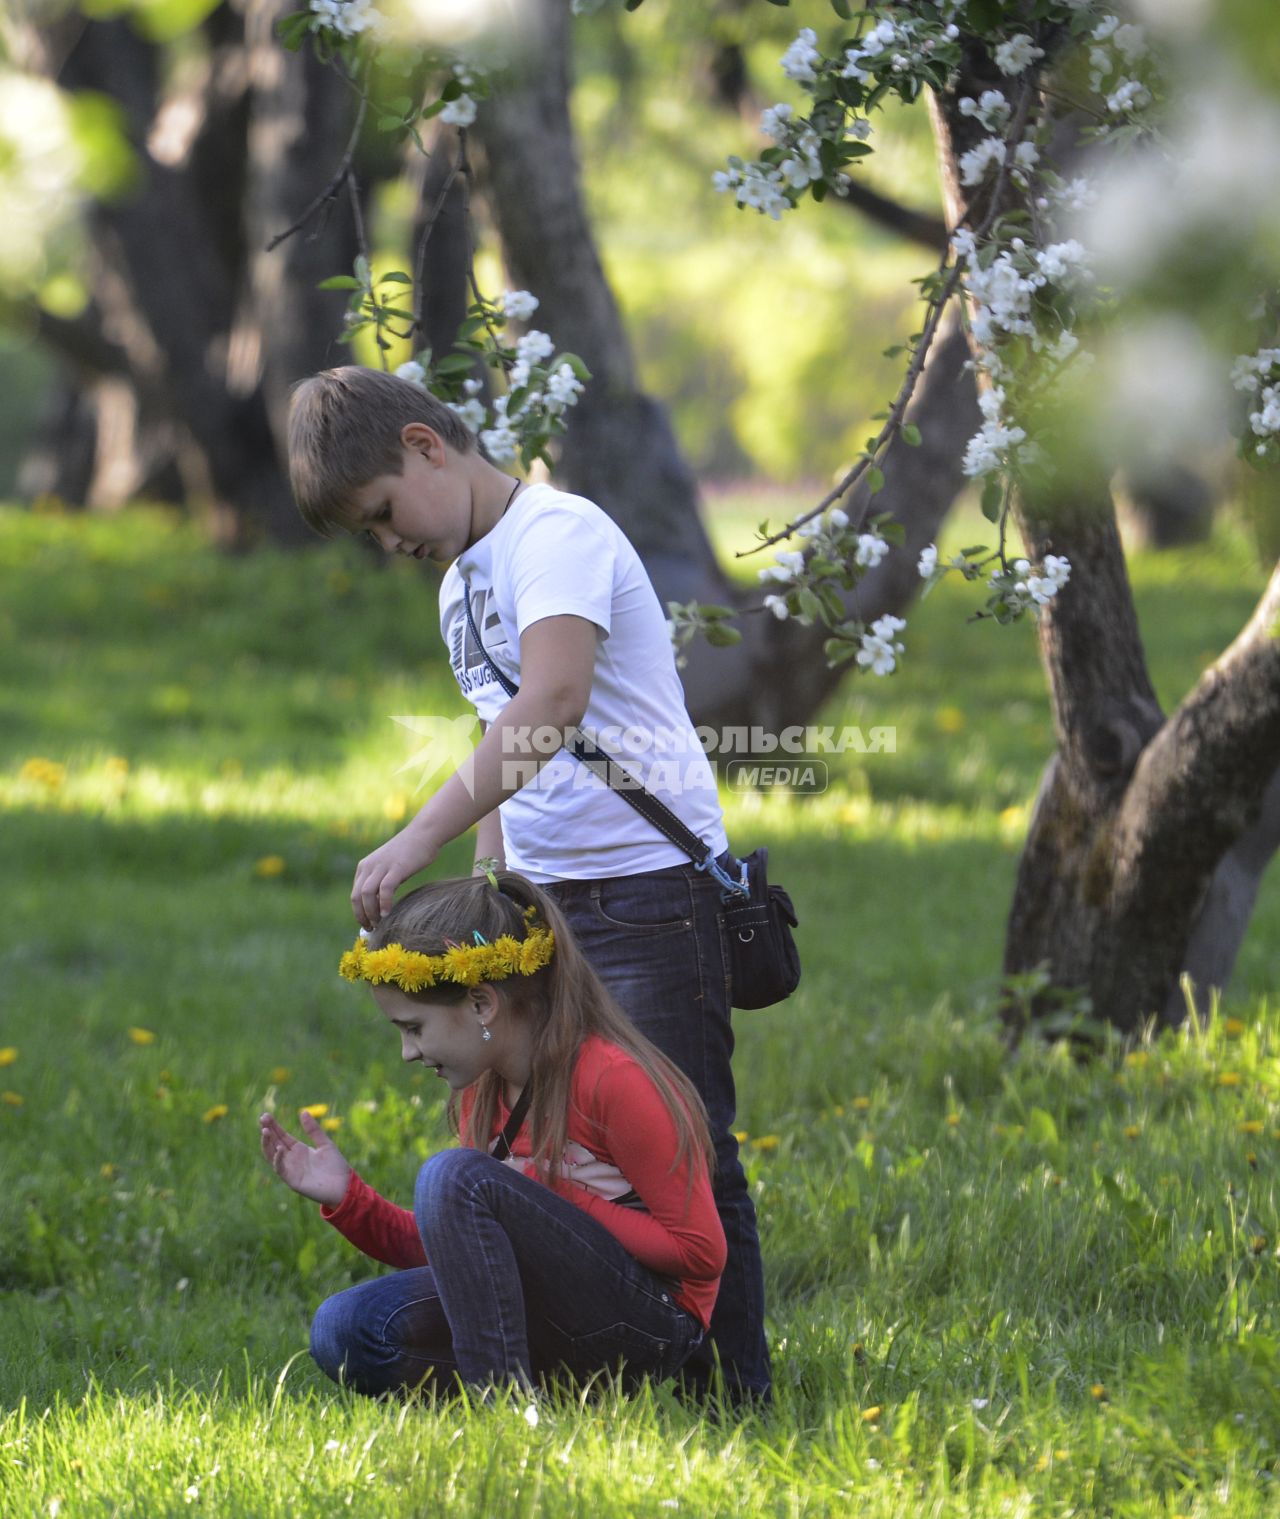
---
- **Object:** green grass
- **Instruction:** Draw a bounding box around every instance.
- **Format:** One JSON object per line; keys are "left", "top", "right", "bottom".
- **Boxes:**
{"left": 2, "top": 502, "right": 1280, "bottom": 1517}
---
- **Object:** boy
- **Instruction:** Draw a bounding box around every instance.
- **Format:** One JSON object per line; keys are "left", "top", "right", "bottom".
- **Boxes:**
{"left": 288, "top": 364, "right": 770, "bottom": 1403}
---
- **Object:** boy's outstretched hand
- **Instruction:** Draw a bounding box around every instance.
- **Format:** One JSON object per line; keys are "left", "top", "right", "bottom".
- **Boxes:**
{"left": 259, "top": 1110, "right": 352, "bottom": 1208}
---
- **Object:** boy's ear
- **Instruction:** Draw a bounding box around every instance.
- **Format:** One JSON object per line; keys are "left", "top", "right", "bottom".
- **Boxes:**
{"left": 401, "top": 421, "right": 445, "bottom": 461}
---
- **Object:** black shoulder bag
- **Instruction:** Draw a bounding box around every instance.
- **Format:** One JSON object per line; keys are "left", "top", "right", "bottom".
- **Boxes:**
{"left": 463, "top": 584, "right": 800, "bottom": 1010}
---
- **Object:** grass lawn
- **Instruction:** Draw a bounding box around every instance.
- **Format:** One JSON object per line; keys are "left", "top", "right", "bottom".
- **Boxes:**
{"left": 1, "top": 501, "right": 1279, "bottom": 1517}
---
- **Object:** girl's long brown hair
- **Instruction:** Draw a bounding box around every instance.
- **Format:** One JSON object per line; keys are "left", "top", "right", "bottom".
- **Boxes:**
{"left": 366, "top": 872, "right": 716, "bottom": 1186}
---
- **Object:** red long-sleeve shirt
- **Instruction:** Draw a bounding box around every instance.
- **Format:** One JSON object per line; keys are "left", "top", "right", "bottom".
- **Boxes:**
{"left": 320, "top": 1036, "right": 725, "bottom": 1328}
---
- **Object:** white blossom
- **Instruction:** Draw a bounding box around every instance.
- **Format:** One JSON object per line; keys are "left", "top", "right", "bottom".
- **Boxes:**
{"left": 395, "top": 360, "right": 427, "bottom": 388}
{"left": 779, "top": 129, "right": 825, "bottom": 189}
{"left": 994, "top": 35, "right": 1044, "bottom": 76}
{"left": 856, "top": 613, "right": 906, "bottom": 676}
{"left": 918, "top": 543, "right": 938, "bottom": 577}
{"left": 1054, "top": 176, "right": 1097, "bottom": 213}
{"left": 1250, "top": 386, "right": 1280, "bottom": 437}
{"left": 480, "top": 418, "right": 519, "bottom": 463}
{"left": 1113, "top": 23, "right": 1149, "bottom": 62}
{"left": 959, "top": 90, "right": 1011, "bottom": 130}
{"left": 448, "top": 397, "right": 487, "bottom": 431}
{"left": 441, "top": 94, "right": 478, "bottom": 128}
{"left": 855, "top": 532, "right": 889, "bottom": 568}
{"left": 828, "top": 507, "right": 849, "bottom": 529}
{"left": 763, "top": 594, "right": 790, "bottom": 620}
{"left": 501, "top": 289, "right": 539, "bottom": 321}
{"left": 1036, "top": 239, "right": 1090, "bottom": 284}
{"left": 1106, "top": 78, "right": 1152, "bottom": 115}
{"left": 959, "top": 137, "right": 1006, "bottom": 187}
{"left": 516, "top": 330, "right": 554, "bottom": 366}
{"left": 1042, "top": 554, "right": 1072, "bottom": 589}
{"left": 781, "top": 28, "right": 821, "bottom": 84}
{"left": 962, "top": 417, "right": 1027, "bottom": 478}
{"left": 546, "top": 362, "right": 583, "bottom": 410}
{"left": 309, "top": 0, "right": 383, "bottom": 38}
{"left": 760, "top": 103, "right": 793, "bottom": 142}
{"left": 1232, "top": 349, "right": 1280, "bottom": 391}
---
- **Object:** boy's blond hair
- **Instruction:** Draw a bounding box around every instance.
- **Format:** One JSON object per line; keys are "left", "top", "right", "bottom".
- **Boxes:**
{"left": 288, "top": 366, "right": 477, "bottom": 537}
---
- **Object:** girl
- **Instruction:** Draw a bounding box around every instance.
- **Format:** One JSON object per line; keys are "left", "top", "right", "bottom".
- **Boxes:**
{"left": 259, "top": 871, "right": 726, "bottom": 1397}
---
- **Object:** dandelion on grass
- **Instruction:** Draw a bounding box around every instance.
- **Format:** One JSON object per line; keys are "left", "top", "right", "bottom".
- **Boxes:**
{"left": 1251, "top": 1236, "right": 1268, "bottom": 1254}
{"left": 270, "top": 1066, "right": 291, "bottom": 1084}
{"left": 19, "top": 757, "right": 66, "bottom": 788}
{"left": 1, "top": 1091, "right": 23, "bottom": 1107}
{"left": 1238, "top": 1119, "right": 1264, "bottom": 1134}
{"left": 1217, "top": 1071, "right": 1242, "bottom": 1087}
{"left": 253, "top": 855, "right": 286, "bottom": 879}
{"left": 860, "top": 1406, "right": 881, "bottom": 1424}
{"left": 321, "top": 1116, "right": 343, "bottom": 1132}
{"left": 203, "top": 1104, "right": 228, "bottom": 1124}
{"left": 100, "top": 1163, "right": 116, "bottom": 1179}
{"left": 0, "top": 1048, "right": 17, "bottom": 1067}
{"left": 1123, "top": 1125, "right": 1140, "bottom": 1139}
{"left": 946, "top": 1112, "right": 962, "bottom": 1126}
{"left": 1224, "top": 1017, "right": 1246, "bottom": 1038}
{"left": 852, "top": 1096, "right": 872, "bottom": 1111}
{"left": 301, "top": 1104, "right": 329, "bottom": 1119}
{"left": 128, "top": 1027, "right": 156, "bottom": 1046}
{"left": 1090, "top": 1384, "right": 1108, "bottom": 1401}
{"left": 1124, "top": 1051, "right": 1149, "bottom": 1068}
{"left": 751, "top": 1134, "right": 780, "bottom": 1153}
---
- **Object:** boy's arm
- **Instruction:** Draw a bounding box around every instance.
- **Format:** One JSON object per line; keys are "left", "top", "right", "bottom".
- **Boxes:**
{"left": 472, "top": 723, "right": 507, "bottom": 872}
{"left": 352, "top": 615, "right": 595, "bottom": 927}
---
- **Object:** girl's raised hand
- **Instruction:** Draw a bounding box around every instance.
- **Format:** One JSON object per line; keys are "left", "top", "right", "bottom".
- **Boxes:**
{"left": 259, "top": 1110, "right": 352, "bottom": 1208}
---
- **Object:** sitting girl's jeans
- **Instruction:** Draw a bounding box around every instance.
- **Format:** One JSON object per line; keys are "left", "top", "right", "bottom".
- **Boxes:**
{"left": 309, "top": 1149, "right": 704, "bottom": 1396}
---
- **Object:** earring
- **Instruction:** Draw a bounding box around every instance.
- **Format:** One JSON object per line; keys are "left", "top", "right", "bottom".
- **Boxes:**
{"left": 481, "top": 1026, "right": 492, "bottom": 1043}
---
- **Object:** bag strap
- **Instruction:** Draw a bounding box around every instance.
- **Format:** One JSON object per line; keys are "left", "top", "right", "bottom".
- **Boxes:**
{"left": 490, "top": 1080, "right": 533, "bottom": 1162}
{"left": 463, "top": 582, "right": 748, "bottom": 897}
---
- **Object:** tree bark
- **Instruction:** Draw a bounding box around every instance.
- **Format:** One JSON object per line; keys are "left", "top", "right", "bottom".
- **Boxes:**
{"left": 475, "top": 0, "right": 975, "bottom": 730}
{"left": 930, "top": 43, "right": 1280, "bottom": 1032}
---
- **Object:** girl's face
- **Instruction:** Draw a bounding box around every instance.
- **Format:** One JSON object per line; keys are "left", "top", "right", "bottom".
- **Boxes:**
{"left": 371, "top": 984, "right": 497, "bottom": 1091}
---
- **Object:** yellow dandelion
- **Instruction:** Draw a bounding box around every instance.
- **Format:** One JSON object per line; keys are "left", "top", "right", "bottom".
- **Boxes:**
{"left": 852, "top": 1096, "right": 872, "bottom": 1111}
{"left": 1123, "top": 1125, "right": 1140, "bottom": 1139}
{"left": 1217, "top": 1071, "right": 1242, "bottom": 1087}
{"left": 322, "top": 1116, "right": 343, "bottom": 1133}
{"left": 860, "top": 1405, "right": 881, "bottom": 1423}
{"left": 751, "top": 1134, "right": 781, "bottom": 1152}
{"left": 1247, "top": 1151, "right": 1259, "bottom": 1169}
{"left": 1054, "top": 1450, "right": 1069, "bottom": 1461}
{"left": 383, "top": 793, "right": 408, "bottom": 822}
{"left": 831, "top": 1104, "right": 845, "bottom": 1117}
{"left": 128, "top": 1027, "right": 156, "bottom": 1046}
{"left": 1251, "top": 1235, "right": 1268, "bottom": 1254}
{"left": 301, "top": 1104, "right": 329, "bottom": 1119}
{"left": 1124, "top": 1051, "right": 1149, "bottom": 1068}
{"left": 104, "top": 756, "right": 130, "bottom": 777}
{"left": 733, "top": 1130, "right": 749, "bottom": 1144}
{"left": 851, "top": 1342, "right": 866, "bottom": 1363}
{"left": 253, "top": 855, "right": 286, "bottom": 879}
{"left": 936, "top": 705, "right": 965, "bottom": 734}
{"left": 945, "top": 1112, "right": 962, "bottom": 1126}
{"left": 203, "top": 1104, "right": 228, "bottom": 1124}
{"left": 1, "top": 1091, "right": 23, "bottom": 1107}
{"left": 100, "top": 1163, "right": 116, "bottom": 1179}
{"left": 0, "top": 1048, "right": 17, "bottom": 1068}
{"left": 20, "top": 757, "right": 66, "bottom": 788}
{"left": 1239, "top": 1119, "right": 1264, "bottom": 1135}
{"left": 270, "top": 1067, "right": 291, "bottom": 1085}
{"left": 1224, "top": 1017, "right": 1246, "bottom": 1038}
{"left": 1090, "top": 1384, "right": 1108, "bottom": 1401}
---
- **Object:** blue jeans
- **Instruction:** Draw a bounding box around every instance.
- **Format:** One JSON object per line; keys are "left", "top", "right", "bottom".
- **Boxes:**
{"left": 546, "top": 857, "right": 772, "bottom": 1401}
{"left": 310, "top": 1148, "right": 704, "bottom": 1395}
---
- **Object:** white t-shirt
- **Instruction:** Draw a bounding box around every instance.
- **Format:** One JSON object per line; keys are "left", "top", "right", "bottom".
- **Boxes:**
{"left": 439, "top": 483, "right": 727, "bottom": 883}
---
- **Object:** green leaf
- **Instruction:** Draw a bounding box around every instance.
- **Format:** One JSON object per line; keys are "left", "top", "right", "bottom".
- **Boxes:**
{"left": 704, "top": 623, "right": 742, "bottom": 648}
{"left": 421, "top": 100, "right": 445, "bottom": 120}
{"left": 901, "top": 423, "right": 922, "bottom": 447}
{"left": 624, "top": 0, "right": 645, "bottom": 9}
{"left": 353, "top": 255, "right": 371, "bottom": 286}
{"left": 385, "top": 95, "right": 412, "bottom": 115}
{"left": 824, "top": 639, "right": 859, "bottom": 666}
{"left": 440, "top": 78, "right": 463, "bottom": 102}
{"left": 981, "top": 477, "right": 1003, "bottom": 523}
{"left": 316, "top": 276, "right": 363, "bottom": 291}
{"left": 811, "top": 179, "right": 829, "bottom": 203}
{"left": 831, "top": 0, "right": 853, "bottom": 17}
{"left": 379, "top": 270, "right": 413, "bottom": 285}
{"left": 867, "top": 465, "right": 885, "bottom": 495}
{"left": 434, "top": 354, "right": 475, "bottom": 376}
{"left": 700, "top": 604, "right": 736, "bottom": 620}
{"left": 765, "top": 0, "right": 791, "bottom": 6}
{"left": 555, "top": 353, "right": 592, "bottom": 382}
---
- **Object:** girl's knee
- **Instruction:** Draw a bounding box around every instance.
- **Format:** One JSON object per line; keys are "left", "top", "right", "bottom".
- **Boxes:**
{"left": 414, "top": 1147, "right": 492, "bottom": 1223}
{"left": 310, "top": 1292, "right": 355, "bottom": 1384}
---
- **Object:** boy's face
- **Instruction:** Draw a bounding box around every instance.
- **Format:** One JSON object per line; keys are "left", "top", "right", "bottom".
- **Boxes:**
{"left": 351, "top": 427, "right": 471, "bottom": 565}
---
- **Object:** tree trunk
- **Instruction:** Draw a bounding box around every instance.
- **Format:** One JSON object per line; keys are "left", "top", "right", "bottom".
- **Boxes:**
{"left": 20, "top": 1, "right": 361, "bottom": 541}
{"left": 475, "top": 0, "right": 976, "bottom": 730}
{"left": 930, "top": 48, "right": 1280, "bottom": 1032}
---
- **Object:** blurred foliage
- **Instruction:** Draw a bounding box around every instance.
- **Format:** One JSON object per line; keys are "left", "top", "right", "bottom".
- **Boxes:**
{"left": 0, "top": 0, "right": 945, "bottom": 491}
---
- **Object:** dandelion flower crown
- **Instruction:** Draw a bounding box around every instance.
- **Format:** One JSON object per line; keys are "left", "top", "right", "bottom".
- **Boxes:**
{"left": 338, "top": 905, "right": 555, "bottom": 993}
